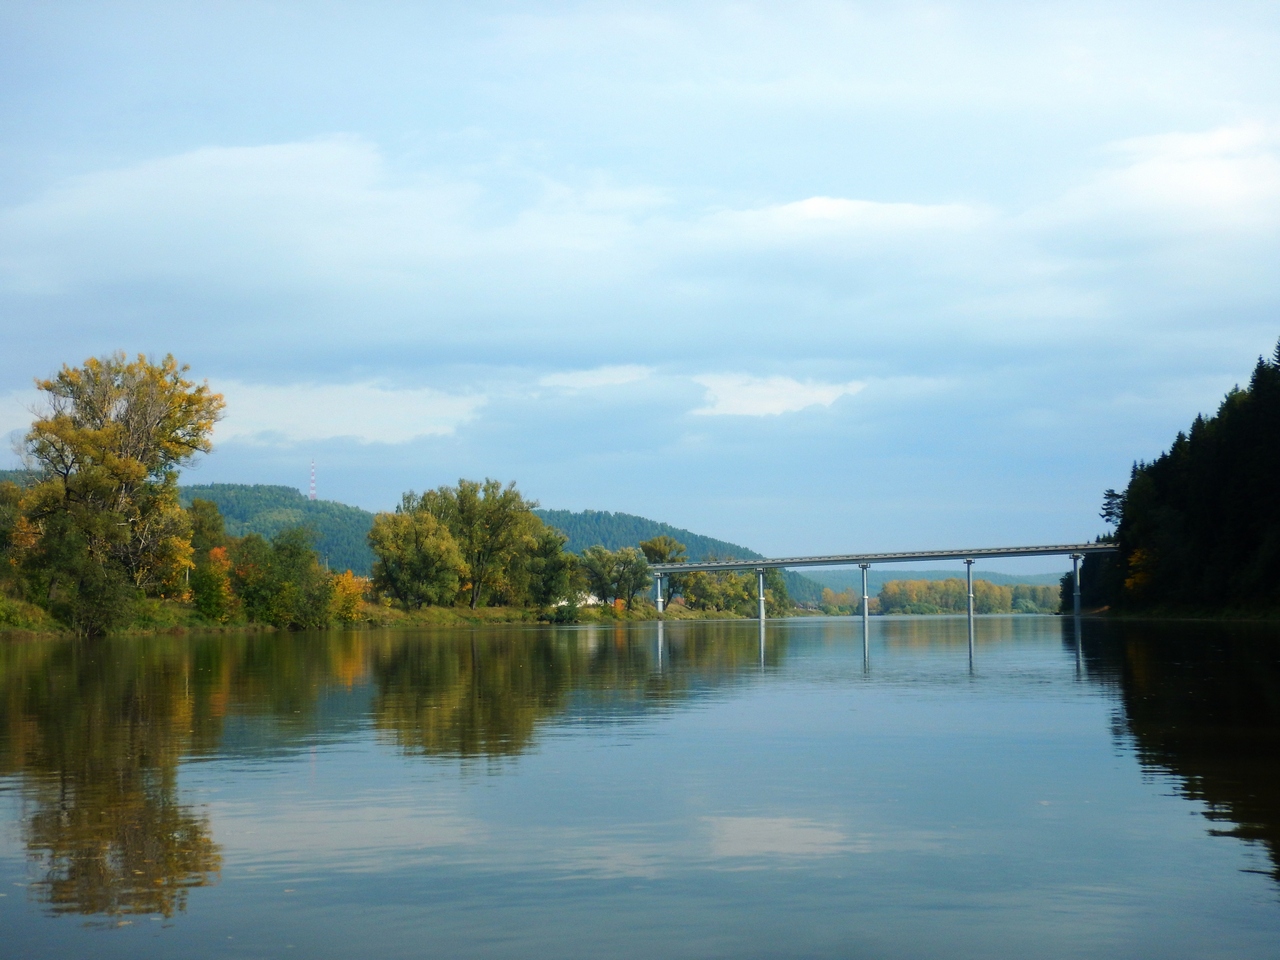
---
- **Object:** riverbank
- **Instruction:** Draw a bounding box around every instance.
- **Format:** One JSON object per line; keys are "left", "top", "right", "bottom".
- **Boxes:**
{"left": 0, "top": 596, "right": 764, "bottom": 639}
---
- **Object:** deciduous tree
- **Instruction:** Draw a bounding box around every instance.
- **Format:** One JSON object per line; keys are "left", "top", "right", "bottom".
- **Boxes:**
{"left": 369, "top": 500, "right": 465, "bottom": 610}
{"left": 417, "top": 479, "right": 538, "bottom": 608}
{"left": 20, "top": 354, "right": 223, "bottom": 633}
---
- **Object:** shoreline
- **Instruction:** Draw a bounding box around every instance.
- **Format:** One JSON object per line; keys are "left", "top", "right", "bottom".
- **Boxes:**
{"left": 5, "top": 607, "right": 1280, "bottom": 641}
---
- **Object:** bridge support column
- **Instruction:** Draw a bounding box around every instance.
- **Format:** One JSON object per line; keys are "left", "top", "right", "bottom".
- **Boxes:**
{"left": 655, "top": 573, "right": 664, "bottom": 614}
{"left": 859, "top": 563, "right": 871, "bottom": 666}
{"left": 757, "top": 568, "right": 766, "bottom": 622}
{"left": 1071, "top": 553, "right": 1082, "bottom": 620}
{"left": 965, "top": 558, "right": 975, "bottom": 662}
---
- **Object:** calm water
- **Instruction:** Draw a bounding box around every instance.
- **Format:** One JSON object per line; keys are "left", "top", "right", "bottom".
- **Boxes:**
{"left": 1, "top": 617, "right": 1279, "bottom": 959}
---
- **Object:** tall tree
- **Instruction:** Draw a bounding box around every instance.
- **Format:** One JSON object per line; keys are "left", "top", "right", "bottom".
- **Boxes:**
{"left": 525, "top": 527, "right": 575, "bottom": 609}
{"left": 20, "top": 354, "right": 223, "bottom": 634}
{"left": 418, "top": 479, "right": 538, "bottom": 609}
{"left": 580, "top": 545, "right": 650, "bottom": 609}
{"left": 369, "top": 498, "right": 466, "bottom": 610}
{"left": 640, "top": 534, "right": 687, "bottom": 602}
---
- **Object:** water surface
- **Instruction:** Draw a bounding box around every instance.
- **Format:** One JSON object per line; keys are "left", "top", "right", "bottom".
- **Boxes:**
{"left": 1, "top": 617, "right": 1278, "bottom": 959}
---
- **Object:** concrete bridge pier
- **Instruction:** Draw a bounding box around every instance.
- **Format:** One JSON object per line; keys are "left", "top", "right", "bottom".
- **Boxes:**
{"left": 655, "top": 573, "right": 665, "bottom": 614}
{"left": 1071, "top": 553, "right": 1082, "bottom": 619}
{"left": 757, "top": 568, "right": 766, "bottom": 622}
{"left": 965, "top": 558, "right": 975, "bottom": 663}
{"left": 859, "top": 563, "right": 870, "bottom": 668}
{"left": 1071, "top": 553, "right": 1084, "bottom": 677}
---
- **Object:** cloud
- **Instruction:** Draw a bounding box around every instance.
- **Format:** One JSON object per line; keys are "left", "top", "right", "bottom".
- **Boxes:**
{"left": 538, "top": 365, "right": 652, "bottom": 390}
{"left": 213, "top": 381, "right": 483, "bottom": 445}
{"left": 0, "top": 138, "right": 660, "bottom": 302}
{"left": 692, "top": 374, "right": 864, "bottom": 416}
{"left": 1042, "top": 123, "right": 1280, "bottom": 235}
{"left": 702, "top": 196, "right": 988, "bottom": 247}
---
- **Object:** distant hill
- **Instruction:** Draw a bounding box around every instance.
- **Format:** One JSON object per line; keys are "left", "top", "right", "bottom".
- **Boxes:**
{"left": 23, "top": 476, "right": 1061, "bottom": 605}
{"left": 534, "top": 509, "right": 767, "bottom": 561}
{"left": 534, "top": 508, "right": 827, "bottom": 602}
{"left": 0, "top": 469, "right": 34, "bottom": 487}
{"left": 180, "top": 484, "right": 377, "bottom": 575}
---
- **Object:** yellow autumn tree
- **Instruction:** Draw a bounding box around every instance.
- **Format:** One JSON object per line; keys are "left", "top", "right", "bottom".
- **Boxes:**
{"left": 19, "top": 354, "right": 224, "bottom": 634}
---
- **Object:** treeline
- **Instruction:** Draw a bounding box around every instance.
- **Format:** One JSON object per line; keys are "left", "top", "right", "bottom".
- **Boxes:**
{"left": 878, "top": 579, "right": 1059, "bottom": 615}
{"left": 0, "top": 353, "right": 799, "bottom": 635}
{"left": 366, "top": 506, "right": 791, "bottom": 619}
{"left": 817, "top": 580, "right": 1059, "bottom": 615}
{"left": 1075, "top": 340, "right": 1280, "bottom": 614}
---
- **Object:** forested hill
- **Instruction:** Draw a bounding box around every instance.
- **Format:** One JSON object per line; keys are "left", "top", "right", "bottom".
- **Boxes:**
{"left": 534, "top": 509, "right": 764, "bottom": 561}
{"left": 179, "top": 484, "right": 377, "bottom": 575}
{"left": 534, "top": 508, "right": 827, "bottom": 602}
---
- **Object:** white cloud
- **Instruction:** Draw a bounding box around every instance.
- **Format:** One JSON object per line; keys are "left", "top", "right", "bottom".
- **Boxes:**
{"left": 692, "top": 374, "right": 864, "bottom": 416}
{"left": 702, "top": 196, "right": 988, "bottom": 247}
{"left": 538, "top": 365, "right": 652, "bottom": 390}
{"left": 214, "top": 381, "right": 483, "bottom": 445}
{"left": 1043, "top": 123, "right": 1280, "bottom": 234}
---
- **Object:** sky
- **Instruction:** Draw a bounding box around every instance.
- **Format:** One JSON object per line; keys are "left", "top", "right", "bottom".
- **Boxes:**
{"left": 1, "top": 1, "right": 1277, "bottom": 565}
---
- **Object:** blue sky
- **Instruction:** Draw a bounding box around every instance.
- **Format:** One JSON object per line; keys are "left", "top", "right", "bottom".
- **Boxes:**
{"left": 1, "top": 2, "right": 1277, "bottom": 563}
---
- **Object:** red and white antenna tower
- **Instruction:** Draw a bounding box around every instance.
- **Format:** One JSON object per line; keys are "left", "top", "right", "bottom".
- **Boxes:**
{"left": 309, "top": 459, "right": 316, "bottom": 501}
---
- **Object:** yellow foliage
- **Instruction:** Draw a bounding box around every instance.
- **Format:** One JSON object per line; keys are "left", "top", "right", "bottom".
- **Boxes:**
{"left": 330, "top": 570, "right": 369, "bottom": 622}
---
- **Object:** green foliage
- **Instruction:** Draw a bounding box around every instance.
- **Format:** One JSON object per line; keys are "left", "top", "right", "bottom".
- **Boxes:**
{"left": 1095, "top": 340, "right": 1280, "bottom": 612}
{"left": 417, "top": 479, "right": 539, "bottom": 609}
{"left": 580, "top": 545, "right": 651, "bottom": 609}
{"left": 536, "top": 508, "right": 826, "bottom": 601}
{"left": 188, "top": 498, "right": 227, "bottom": 556}
{"left": 526, "top": 527, "right": 576, "bottom": 609}
{"left": 679, "top": 566, "right": 790, "bottom": 617}
{"left": 369, "top": 499, "right": 466, "bottom": 610}
{"left": 0, "top": 594, "right": 54, "bottom": 630}
{"left": 0, "top": 481, "right": 22, "bottom": 588}
{"left": 228, "top": 529, "right": 333, "bottom": 629}
{"left": 179, "top": 483, "right": 376, "bottom": 575}
{"left": 639, "top": 535, "right": 686, "bottom": 563}
{"left": 641, "top": 534, "right": 690, "bottom": 603}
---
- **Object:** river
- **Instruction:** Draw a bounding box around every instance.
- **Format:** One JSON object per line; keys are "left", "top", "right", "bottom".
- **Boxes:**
{"left": 1, "top": 616, "right": 1277, "bottom": 959}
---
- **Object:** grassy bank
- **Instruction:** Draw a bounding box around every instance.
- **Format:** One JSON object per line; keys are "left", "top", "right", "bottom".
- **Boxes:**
{"left": 0, "top": 596, "right": 770, "bottom": 640}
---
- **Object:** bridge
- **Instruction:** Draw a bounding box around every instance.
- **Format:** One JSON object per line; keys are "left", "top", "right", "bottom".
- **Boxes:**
{"left": 649, "top": 542, "right": 1119, "bottom": 650}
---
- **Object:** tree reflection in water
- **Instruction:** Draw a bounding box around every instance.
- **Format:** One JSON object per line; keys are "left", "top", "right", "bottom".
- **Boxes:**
{"left": 0, "top": 639, "right": 222, "bottom": 918}
{"left": 0, "top": 623, "right": 773, "bottom": 916}
{"left": 370, "top": 622, "right": 778, "bottom": 758}
{"left": 1079, "top": 619, "right": 1280, "bottom": 883}
{"left": 10, "top": 619, "right": 1276, "bottom": 917}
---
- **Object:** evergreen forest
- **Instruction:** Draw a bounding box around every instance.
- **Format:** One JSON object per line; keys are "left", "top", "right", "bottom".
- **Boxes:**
{"left": 1076, "top": 340, "right": 1280, "bottom": 614}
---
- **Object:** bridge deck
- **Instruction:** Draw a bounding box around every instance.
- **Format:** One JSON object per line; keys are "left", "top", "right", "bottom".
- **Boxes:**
{"left": 649, "top": 543, "right": 1116, "bottom": 573}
